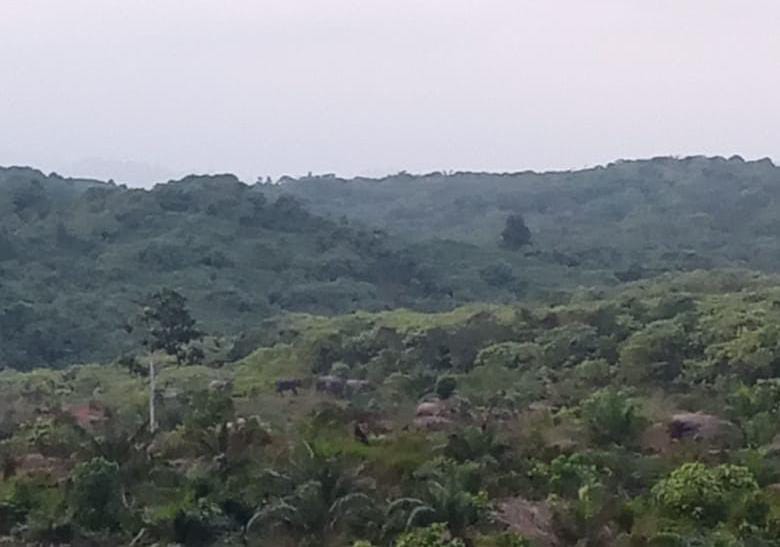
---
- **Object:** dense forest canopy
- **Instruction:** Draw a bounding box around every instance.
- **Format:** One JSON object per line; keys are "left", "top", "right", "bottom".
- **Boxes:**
{"left": 0, "top": 168, "right": 446, "bottom": 369}
{"left": 2, "top": 155, "right": 780, "bottom": 369}
{"left": 274, "top": 155, "right": 779, "bottom": 257}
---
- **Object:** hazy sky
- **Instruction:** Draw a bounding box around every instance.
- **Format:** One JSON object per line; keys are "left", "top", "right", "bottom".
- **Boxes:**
{"left": 1, "top": 1, "right": 779, "bottom": 186}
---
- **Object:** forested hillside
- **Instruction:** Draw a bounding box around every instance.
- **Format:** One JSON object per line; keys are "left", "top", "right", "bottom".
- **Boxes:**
{"left": 3, "top": 156, "right": 780, "bottom": 370}
{"left": 0, "top": 168, "right": 447, "bottom": 369}
{"left": 278, "top": 155, "right": 780, "bottom": 274}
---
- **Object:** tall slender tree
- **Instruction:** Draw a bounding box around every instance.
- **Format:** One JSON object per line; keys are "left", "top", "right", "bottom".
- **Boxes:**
{"left": 140, "top": 288, "right": 203, "bottom": 432}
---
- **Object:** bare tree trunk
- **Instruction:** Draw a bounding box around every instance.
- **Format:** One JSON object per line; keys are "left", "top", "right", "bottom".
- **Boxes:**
{"left": 129, "top": 527, "right": 146, "bottom": 546}
{"left": 149, "top": 356, "right": 157, "bottom": 433}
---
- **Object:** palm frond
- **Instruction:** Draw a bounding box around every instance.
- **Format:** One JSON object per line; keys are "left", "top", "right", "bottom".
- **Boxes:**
{"left": 386, "top": 497, "right": 426, "bottom": 516}
{"left": 405, "top": 504, "right": 436, "bottom": 530}
{"left": 328, "top": 492, "right": 374, "bottom": 528}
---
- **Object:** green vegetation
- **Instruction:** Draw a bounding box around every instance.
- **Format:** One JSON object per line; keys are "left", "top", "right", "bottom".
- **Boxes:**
{"left": 5, "top": 156, "right": 780, "bottom": 370}
{"left": 141, "top": 288, "right": 204, "bottom": 365}
{"left": 5, "top": 157, "right": 780, "bottom": 544}
{"left": 0, "top": 272, "right": 780, "bottom": 543}
{"left": 0, "top": 168, "right": 446, "bottom": 369}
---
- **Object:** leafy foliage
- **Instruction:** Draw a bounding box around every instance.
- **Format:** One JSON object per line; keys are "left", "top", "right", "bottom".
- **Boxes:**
{"left": 69, "top": 457, "right": 122, "bottom": 532}
{"left": 7, "top": 158, "right": 780, "bottom": 545}
{"left": 395, "top": 523, "right": 466, "bottom": 547}
{"left": 652, "top": 463, "right": 759, "bottom": 525}
{"left": 141, "top": 288, "right": 203, "bottom": 364}
{"left": 500, "top": 215, "right": 532, "bottom": 250}
{"left": 0, "top": 169, "right": 447, "bottom": 369}
{"left": 580, "top": 388, "right": 646, "bottom": 446}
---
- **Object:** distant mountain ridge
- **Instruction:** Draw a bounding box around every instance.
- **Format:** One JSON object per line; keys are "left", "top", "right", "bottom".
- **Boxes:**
{"left": 271, "top": 154, "right": 779, "bottom": 245}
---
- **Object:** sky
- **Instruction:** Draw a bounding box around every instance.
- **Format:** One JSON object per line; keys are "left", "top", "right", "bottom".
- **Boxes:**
{"left": 1, "top": 1, "right": 779, "bottom": 186}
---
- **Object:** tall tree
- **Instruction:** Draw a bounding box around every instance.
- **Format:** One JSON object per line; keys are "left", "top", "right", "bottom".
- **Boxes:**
{"left": 500, "top": 214, "right": 532, "bottom": 249}
{"left": 141, "top": 288, "right": 203, "bottom": 365}
{"left": 141, "top": 288, "right": 204, "bottom": 432}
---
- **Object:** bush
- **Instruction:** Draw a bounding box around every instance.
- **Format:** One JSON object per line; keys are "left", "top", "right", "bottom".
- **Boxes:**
{"left": 435, "top": 375, "right": 458, "bottom": 400}
{"left": 331, "top": 361, "right": 351, "bottom": 379}
{"left": 4, "top": 475, "right": 67, "bottom": 536}
{"left": 619, "top": 320, "right": 688, "bottom": 383}
{"left": 396, "top": 523, "right": 466, "bottom": 547}
{"left": 580, "top": 388, "right": 646, "bottom": 446}
{"left": 531, "top": 454, "right": 603, "bottom": 498}
{"left": 184, "top": 390, "right": 235, "bottom": 430}
{"left": 172, "top": 499, "right": 227, "bottom": 546}
{"left": 474, "top": 342, "right": 541, "bottom": 371}
{"left": 573, "top": 358, "right": 611, "bottom": 385}
{"left": 69, "top": 457, "right": 122, "bottom": 532}
{"left": 479, "top": 261, "right": 516, "bottom": 288}
{"left": 652, "top": 463, "right": 758, "bottom": 525}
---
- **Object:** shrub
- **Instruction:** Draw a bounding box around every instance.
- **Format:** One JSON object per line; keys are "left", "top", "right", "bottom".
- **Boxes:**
{"left": 479, "top": 261, "right": 516, "bottom": 288}
{"left": 573, "top": 358, "right": 611, "bottom": 385}
{"left": 184, "top": 390, "right": 235, "bottom": 430}
{"left": 652, "top": 463, "right": 758, "bottom": 525}
{"left": 619, "top": 320, "right": 688, "bottom": 383}
{"left": 474, "top": 342, "right": 541, "bottom": 371}
{"left": 331, "top": 361, "right": 351, "bottom": 380}
{"left": 580, "top": 388, "right": 646, "bottom": 445}
{"left": 69, "top": 457, "right": 122, "bottom": 532}
{"left": 396, "top": 523, "right": 466, "bottom": 547}
{"left": 435, "top": 375, "right": 458, "bottom": 400}
{"left": 531, "top": 454, "right": 603, "bottom": 498}
{"left": 172, "top": 499, "right": 227, "bottom": 546}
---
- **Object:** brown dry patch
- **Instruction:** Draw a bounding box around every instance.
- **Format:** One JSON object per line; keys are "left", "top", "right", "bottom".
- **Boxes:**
{"left": 65, "top": 401, "right": 108, "bottom": 429}
{"left": 496, "top": 497, "right": 560, "bottom": 547}
{"left": 17, "top": 453, "right": 72, "bottom": 481}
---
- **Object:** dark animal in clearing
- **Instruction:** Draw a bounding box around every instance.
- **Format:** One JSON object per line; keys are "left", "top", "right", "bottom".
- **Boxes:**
{"left": 276, "top": 379, "right": 303, "bottom": 395}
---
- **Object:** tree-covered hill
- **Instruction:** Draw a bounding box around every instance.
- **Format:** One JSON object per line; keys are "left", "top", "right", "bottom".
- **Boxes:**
{"left": 4, "top": 156, "right": 780, "bottom": 370}
{"left": 275, "top": 155, "right": 780, "bottom": 275}
{"left": 0, "top": 168, "right": 450, "bottom": 369}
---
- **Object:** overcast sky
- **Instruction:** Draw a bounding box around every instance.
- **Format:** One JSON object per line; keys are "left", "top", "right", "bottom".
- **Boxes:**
{"left": 1, "top": 1, "right": 779, "bottom": 186}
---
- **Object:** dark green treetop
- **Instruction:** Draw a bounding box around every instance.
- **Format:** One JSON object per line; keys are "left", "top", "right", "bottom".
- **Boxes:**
{"left": 141, "top": 288, "right": 203, "bottom": 364}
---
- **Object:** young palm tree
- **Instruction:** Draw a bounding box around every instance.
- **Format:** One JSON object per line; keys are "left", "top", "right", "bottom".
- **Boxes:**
{"left": 243, "top": 441, "right": 380, "bottom": 546}
{"left": 384, "top": 462, "right": 487, "bottom": 540}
